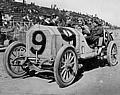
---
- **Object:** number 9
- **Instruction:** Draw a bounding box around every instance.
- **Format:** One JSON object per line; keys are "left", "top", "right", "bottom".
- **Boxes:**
{"left": 30, "top": 31, "right": 46, "bottom": 55}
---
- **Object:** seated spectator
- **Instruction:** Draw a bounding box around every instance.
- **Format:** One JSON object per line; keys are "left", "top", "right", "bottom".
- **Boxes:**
{"left": 86, "top": 18, "right": 94, "bottom": 32}
{"left": 35, "top": 15, "right": 41, "bottom": 24}
{"left": 39, "top": 15, "right": 45, "bottom": 25}
{"left": 23, "top": 14, "right": 31, "bottom": 22}
{"left": 65, "top": 16, "right": 73, "bottom": 27}
{"left": 50, "top": 14, "right": 60, "bottom": 26}
{"left": 2, "top": 14, "right": 13, "bottom": 28}
{"left": 0, "top": 11, "right": 3, "bottom": 27}
{"left": 44, "top": 17, "right": 51, "bottom": 25}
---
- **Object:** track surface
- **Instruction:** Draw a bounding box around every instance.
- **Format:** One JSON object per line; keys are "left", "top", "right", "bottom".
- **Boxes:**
{"left": 0, "top": 38, "right": 120, "bottom": 95}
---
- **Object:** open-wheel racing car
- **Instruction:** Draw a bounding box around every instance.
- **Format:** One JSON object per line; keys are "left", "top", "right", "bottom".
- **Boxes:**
{"left": 4, "top": 24, "right": 118, "bottom": 88}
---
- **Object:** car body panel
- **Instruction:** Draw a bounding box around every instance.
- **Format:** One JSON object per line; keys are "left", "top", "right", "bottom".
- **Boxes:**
{"left": 26, "top": 24, "right": 95, "bottom": 60}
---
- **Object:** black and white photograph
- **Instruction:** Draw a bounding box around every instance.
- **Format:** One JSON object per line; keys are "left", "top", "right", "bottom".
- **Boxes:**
{"left": 0, "top": 0, "right": 120, "bottom": 95}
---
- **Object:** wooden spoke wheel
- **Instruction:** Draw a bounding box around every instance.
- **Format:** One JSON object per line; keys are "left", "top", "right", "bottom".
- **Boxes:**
{"left": 54, "top": 45, "right": 78, "bottom": 88}
{"left": 107, "top": 41, "right": 118, "bottom": 66}
{"left": 4, "top": 41, "right": 27, "bottom": 78}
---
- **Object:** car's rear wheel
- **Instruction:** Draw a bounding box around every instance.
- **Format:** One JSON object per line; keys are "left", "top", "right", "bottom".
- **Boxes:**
{"left": 3, "top": 41, "right": 27, "bottom": 78}
{"left": 107, "top": 41, "right": 118, "bottom": 66}
{"left": 54, "top": 45, "right": 78, "bottom": 88}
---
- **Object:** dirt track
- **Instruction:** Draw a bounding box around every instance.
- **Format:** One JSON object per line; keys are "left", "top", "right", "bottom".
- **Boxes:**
{"left": 0, "top": 35, "right": 120, "bottom": 95}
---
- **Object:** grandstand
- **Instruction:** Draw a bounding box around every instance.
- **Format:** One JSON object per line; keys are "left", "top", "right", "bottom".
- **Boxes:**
{"left": 0, "top": 0, "right": 119, "bottom": 29}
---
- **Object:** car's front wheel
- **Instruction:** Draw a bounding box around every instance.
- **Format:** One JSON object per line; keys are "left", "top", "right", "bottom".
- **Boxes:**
{"left": 54, "top": 45, "right": 78, "bottom": 88}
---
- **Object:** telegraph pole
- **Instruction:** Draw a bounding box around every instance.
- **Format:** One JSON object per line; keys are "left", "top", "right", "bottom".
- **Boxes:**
{"left": 23, "top": 0, "right": 26, "bottom": 4}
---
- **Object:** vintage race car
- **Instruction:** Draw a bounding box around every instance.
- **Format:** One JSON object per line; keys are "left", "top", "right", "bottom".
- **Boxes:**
{"left": 4, "top": 24, "right": 118, "bottom": 87}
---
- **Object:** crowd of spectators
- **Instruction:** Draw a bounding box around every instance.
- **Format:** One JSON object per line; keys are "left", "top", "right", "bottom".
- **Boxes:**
{"left": 0, "top": 0, "right": 119, "bottom": 29}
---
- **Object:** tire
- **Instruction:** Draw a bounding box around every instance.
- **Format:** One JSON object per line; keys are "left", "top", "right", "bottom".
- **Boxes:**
{"left": 54, "top": 45, "right": 78, "bottom": 88}
{"left": 107, "top": 41, "right": 118, "bottom": 66}
{"left": 3, "top": 41, "right": 27, "bottom": 78}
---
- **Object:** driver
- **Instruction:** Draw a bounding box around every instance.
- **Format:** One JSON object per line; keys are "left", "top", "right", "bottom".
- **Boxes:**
{"left": 85, "top": 18, "right": 103, "bottom": 47}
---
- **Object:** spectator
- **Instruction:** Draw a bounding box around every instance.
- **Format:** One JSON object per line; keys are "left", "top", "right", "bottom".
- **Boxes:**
{"left": 50, "top": 14, "right": 60, "bottom": 26}
{"left": 39, "top": 15, "right": 45, "bottom": 25}
{"left": 0, "top": 11, "right": 3, "bottom": 27}
{"left": 23, "top": 14, "right": 31, "bottom": 22}
{"left": 2, "top": 14, "right": 13, "bottom": 28}
{"left": 66, "top": 16, "right": 73, "bottom": 27}
{"left": 86, "top": 18, "right": 94, "bottom": 32}
{"left": 43, "top": 16, "right": 51, "bottom": 25}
